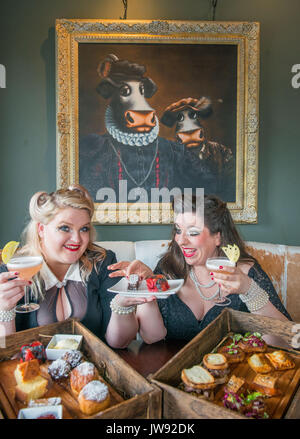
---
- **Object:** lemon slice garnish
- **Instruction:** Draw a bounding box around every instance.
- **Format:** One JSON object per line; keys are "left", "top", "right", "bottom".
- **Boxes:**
{"left": 1, "top": 241, "right": 20, "bottom": 264}
{"left": 221, "top": 244, "right": 240, "bottom": 264}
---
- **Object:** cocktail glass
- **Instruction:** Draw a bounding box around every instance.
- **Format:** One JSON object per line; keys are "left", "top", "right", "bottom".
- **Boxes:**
{"left": 7, "top": 256, "right": 43, "bottom": 313}
{"left": 205, "top": 256, "right": 235, "bottom": 306}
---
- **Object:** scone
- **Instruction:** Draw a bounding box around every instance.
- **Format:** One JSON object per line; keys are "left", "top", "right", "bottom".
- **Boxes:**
{"left": 78, "top": 380, "right": 110, "bottom": 415}
{"left": 70, "top": 362, "right": 99, "bottom": 397}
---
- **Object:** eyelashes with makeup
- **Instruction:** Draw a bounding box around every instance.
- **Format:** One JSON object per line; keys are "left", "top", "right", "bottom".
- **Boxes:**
{"left": 175, "top": 228, "right": 201, "bottom": 236}
{"left": 56, "top": 225, "right": 90, "bottom": 233}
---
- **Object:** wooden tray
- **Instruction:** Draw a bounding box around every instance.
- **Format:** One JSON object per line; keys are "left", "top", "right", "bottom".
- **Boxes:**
{"left": 151, "top": 309, "right": 300, "bottom": 419}
{"left": 199, "top": 333, "right": 300, "bottom": 419}
{"left": 0, "top": 358, "right": 124, "bottom": 419}
{"left": 0, "top": 319, "right": 161, "bottom": 419}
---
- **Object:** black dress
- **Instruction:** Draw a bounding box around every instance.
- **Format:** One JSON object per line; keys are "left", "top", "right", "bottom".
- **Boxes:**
{"left": 155, "top": 261, "right": 292, "bottom": 342}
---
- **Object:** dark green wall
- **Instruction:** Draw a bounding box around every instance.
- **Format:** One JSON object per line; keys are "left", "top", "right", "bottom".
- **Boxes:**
{"left": 1, "top": 0, "right": 300, "bottom": 246}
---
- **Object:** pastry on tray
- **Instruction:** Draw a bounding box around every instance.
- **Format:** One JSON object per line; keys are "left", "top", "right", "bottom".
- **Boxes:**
{"left": 60, "top": 350, "right": 83, "bottom": 369}
{"left": 265, "top": 350, "right": 295, "bottom": 371}
{"left": 78, "top": 380, "right": 110, "bottom": 415}
{"left": 48, "top": 358, "right": 71, "bottom": 381}
{"left": 14, "top": 359, "right": 48, "bottom": 403}
{"left": 224, "top": 375, "right": 246, "bottom": 396}
{"left": 70, "top": 361, "right": 100, "bottom": 397}
{"left": 218, "top": 344, "right": 245, "bottom": 364}
{"left": 238, "top": 332, "right": 267, "bottom": 353}
{"left": 248, "top": 353, "right": 273, "bottom": 374}
{"left": 250, "top": 373, "right": 279, "bottom": 397}
{"left": 28, "top": 397, "right": 62, "bottom": 407}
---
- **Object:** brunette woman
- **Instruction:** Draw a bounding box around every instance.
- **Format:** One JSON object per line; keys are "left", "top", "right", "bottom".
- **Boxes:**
{"left": 109, "top": 194, "right": 291, "bottom": 344}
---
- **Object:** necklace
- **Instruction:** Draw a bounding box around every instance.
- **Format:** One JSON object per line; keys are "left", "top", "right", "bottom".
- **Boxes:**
{"left": 190, "top": 268, "right": 220, "bottom": 301}
{"left": 109, "top": 138, "right": 159, "bottom": 187}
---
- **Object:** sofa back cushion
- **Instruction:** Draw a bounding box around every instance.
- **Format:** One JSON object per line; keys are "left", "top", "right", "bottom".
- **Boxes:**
{"left": 95, "top": 240, "right": 170, "bottom": 271}
{"left": 96, "top": 241, "right": 135, "bottom": 263}
{"left": 135, "top": 240, "right": 170, "bottom": 271}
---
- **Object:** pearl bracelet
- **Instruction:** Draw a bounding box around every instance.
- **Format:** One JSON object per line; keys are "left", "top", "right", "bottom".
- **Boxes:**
{"left": 239, "top": 279, "right": 269, "bottom": 312}
{"left": 0, "top": 308, "right": 16, "bottom": 322}
{"left": 110, "top": 297, "right": 137, "bottom": 315}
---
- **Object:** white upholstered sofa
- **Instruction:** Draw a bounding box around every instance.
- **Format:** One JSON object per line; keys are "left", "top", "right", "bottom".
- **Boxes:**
{"left": 96, "top": 240, "right": 170, "bottom": 271}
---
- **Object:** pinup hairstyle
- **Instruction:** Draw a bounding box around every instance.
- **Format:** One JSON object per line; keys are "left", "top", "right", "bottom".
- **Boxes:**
{"left": 158, "top": 194, "right": 256, "bottom": 280}
{"left": 18, "top": 185, "right": 106, "bottom": 298}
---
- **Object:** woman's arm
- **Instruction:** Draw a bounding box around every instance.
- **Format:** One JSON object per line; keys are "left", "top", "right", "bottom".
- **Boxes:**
{"left": 106, "top": 258, "right": 167, "bottom": 346}
{"left": 0, "top": 269, "right": 29, "bottom": 337}
{"left": 136, "top": 300, "right": 167, "bottom": 344}
{"left": 105, "top": 299, "right": 139, "bottom": 349}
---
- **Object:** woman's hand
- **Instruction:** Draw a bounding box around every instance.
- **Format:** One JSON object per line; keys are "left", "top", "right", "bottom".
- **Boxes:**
{"left": 0, "top": 272, "right": 30, "bottom": 311}
{"left": 112, "top": 293, "right": 157, "bottom": 308}
{"left": 108, "top": 259, "right": 154, "bottom": 281}
{"left": 210, "top": 265, "right": 251, "bottom": 295}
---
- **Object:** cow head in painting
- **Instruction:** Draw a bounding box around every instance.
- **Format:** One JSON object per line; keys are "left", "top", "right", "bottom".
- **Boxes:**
{"left": 160, "top": 97, "right": 213, "bottom": 148}
{"left": 97, "top": 54, "right": 158, "bottom": 134}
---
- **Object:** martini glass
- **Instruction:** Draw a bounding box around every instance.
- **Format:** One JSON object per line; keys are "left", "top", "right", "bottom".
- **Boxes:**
{"left": 7, "top": 256, "right": 43, "bottom": 313}
{"left": 205, "top": 256, "right": 235, "bottom": 306}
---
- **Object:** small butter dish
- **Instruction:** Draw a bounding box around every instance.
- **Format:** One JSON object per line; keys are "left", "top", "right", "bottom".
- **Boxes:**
{"left": 46, "top": 334, "right": 83, "bottom": 360}
{"left": 18, "top": 404, "right": 63, "bottom": 419}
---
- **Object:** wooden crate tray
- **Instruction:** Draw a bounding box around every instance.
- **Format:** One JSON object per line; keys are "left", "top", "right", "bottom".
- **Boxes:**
{"left": 151, "top": 309, "right": 300, "bottom": 419}
{"left": 0, "top": 319, "right": 161, "bottom": 419}
{"left": 0, "top": 358, "right": 124, "bottom": 419}
{"left": 179, "top": 333, "right": 300, "bottom": 419}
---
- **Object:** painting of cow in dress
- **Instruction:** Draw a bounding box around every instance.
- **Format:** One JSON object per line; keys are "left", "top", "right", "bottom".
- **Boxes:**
{"left": 78, "top": 43, "right": 237, "bottom": 203}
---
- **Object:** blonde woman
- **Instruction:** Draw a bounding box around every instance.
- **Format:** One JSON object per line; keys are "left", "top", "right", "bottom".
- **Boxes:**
{"left": 0, "top": 185, "right": 158, "bottom": 348}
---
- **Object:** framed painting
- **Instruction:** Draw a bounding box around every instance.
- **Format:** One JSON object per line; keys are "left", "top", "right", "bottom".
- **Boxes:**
{"left": 55, "top": 19, "right": 260, "bottom": 224}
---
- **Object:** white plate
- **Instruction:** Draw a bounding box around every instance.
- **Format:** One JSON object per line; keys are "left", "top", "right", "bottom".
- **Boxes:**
{"left": 18, "top": 405, "right": 63, "bottom": 419}
{"left": 108, "top": 278, "right": 184, "bottom": 299}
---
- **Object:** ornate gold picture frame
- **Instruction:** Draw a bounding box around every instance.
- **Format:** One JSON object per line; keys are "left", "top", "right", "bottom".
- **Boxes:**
{"left": 56, "top": 19, "right": 259, "bottom": 224}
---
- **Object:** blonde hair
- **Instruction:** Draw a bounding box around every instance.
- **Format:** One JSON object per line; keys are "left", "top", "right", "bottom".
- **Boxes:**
{"left": 18, "top": 184, "right": 106, "bottom": 298}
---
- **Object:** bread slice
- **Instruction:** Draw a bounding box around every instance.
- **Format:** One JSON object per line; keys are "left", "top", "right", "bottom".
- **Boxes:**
{"left": 224, "top": 375, "right": 246, "bottom": 395}
{"left": 251, "top": 373, "right": 278, "bottom": 397}
{"left": 181, "top": 365, "right": 216, "bottom": 390}
{"left": 265, "top": 350, "right": 295, "bottom": 371}
{"left": 15, "top": 375, "right": 48, "bottom": 403}
{"left": 203, "top": 353, "right": 228, "bottom": 370}
{"left": 14, "top": 359, "right": 40, "bottom": 384}
{"left": 248, "top": 354, "right": 272, "bottom": 374}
